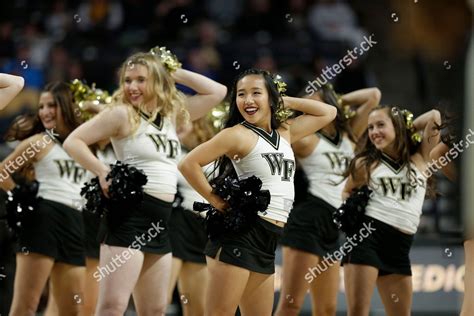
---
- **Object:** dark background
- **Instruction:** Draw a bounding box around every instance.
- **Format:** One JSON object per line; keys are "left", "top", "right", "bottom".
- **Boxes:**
{"left": 0, "top": 0, "right": 472, "bottom": 314}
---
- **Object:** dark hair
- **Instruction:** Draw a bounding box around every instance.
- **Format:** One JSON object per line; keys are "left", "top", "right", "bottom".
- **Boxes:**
{"left": 214, "top": 68, "right": 283, "bottom": 179}
{"left": 319, "top": 84, "right": 357, "bottom": 143}
{"left": 4, "top": 114, "right": 43, "bottom": 142}
{"left": 434, "top": 110, "right": 457, "bottom": 148}
{"left": 344, "top": 106, "right": 435, "bottom": 197}
{"left": 4, "top": 81, "right": 82, "bottom": 142}
{"left": 226, "top": 68, "right": 282, "bottom": 130}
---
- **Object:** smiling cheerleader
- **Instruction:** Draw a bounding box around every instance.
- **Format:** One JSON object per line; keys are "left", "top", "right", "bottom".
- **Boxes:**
{"left": 63, "top": 49, "right": 226, "bottom": 315}
{"left": 2, "top": 82, "right": 86, "bottom": 315}
{"left": 341, "top": 106, "right": 440, "bottom": 316}
{"left": 179, "top": 69, "right": 336, "bottom": 316}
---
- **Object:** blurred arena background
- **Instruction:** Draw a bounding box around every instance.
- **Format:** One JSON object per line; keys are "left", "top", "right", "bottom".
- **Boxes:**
{"left": 0, "top": 0, "right": 472, "bottom": 315}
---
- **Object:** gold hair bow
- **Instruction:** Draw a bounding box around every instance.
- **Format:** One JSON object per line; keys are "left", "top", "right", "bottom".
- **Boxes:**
{"left": 400, "top": 109, "right": 422, "bottom": 144}
{"left": 149, "top": 46, "right": 182, "bottom": 72}
{"left": 322, "top": 84, "right": 356, "bottom": 120}
{"left": 273, "top": 74, "right": 294, "bottom": 123}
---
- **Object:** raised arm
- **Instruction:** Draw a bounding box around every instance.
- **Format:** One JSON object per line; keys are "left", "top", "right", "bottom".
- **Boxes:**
{"left": 284, "top": 96, "right": 337, "bottom": 143}
{"left": 178, "top": 127, "right": 244, "bottom": 211}
{"left": 172, "top": 69, "right": 227, "bottom": 121}
{"left": 413, "top": 109, "right": 441, "bottom": 161}
{"left": 63, "top": 105, "right": 128, "bottom": 193}
{"left": 0, "top": 73, "right": 25, "bottom": 110}
{"left": 342, "top": 87, "right": 381, "bottom": 140}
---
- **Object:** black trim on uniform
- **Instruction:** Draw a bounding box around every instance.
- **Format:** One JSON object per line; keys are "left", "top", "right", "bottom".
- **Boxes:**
{"left": 140, "top": 111, "right": 163, "bottom": 131}
{"left": 317, "top": 130, "right": 342, "bottom": 147}
{"left": 45, "top": 129, "right": 62, "bottom": 145}
{"left": 380, "top": 153, "right": 405, "bottom": 174}
{"left": 241, "top": 121, "right": 280, "bottom": 150}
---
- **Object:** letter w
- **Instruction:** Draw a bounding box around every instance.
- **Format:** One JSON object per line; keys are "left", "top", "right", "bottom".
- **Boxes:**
{"left": 379, "top": 177, "right": 400, "bottom": 195}
{"left": 261, "top": 153, "right": 284, "bottom": 175}
{"left": 54, "top": 160, "right": 75, "bottom": 178}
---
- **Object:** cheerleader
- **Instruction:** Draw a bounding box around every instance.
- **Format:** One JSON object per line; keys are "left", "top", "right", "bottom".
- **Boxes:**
{"left": 168, "top": 117, "right": 216, "bottom": 316}
{"left": 341, "top": 106, "right": 440, "bottom": 316}
{"left": 179, "top": 69, "right": 337, "bottom": 316}
{"left": 0, "top": 73, "right": 24, "bottom": 110}
{"left": 1, "top": 82, "right": 86, "bottom": 315}
{"left": 276, "top": 86, "right": 381, "bottom": 316}
{"left": 43, "top": 100, "right": 114, "bottom": 316}
{"left": 63, "top": 51, "right": 226, "bottom": 315}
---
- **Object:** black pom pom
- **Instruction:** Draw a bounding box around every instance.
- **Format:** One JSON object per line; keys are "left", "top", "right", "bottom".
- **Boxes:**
{"left": 4, "top": 181, "right": 40, "bottom": 234}
{"left": 80, "top": 177, "right": 105, "bottom": 215}
{"left": 333, "top": 185, "right": 372, "bottom": 235}
{"left": 81, "top": 161, "right": 148, "bottom": 219}
{"left": 193, "top": 175, "right": 271, "bottom": 240}
{"left": 106, "top": 161, "right": 148, "bottom": 205}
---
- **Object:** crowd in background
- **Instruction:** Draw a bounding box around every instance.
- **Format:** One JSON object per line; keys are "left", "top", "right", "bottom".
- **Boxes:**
{"left": 0, "top": 0, "right": 378, "bottom": 134}
{"left": 0, "top": 0, "right": 470, "bottom": 245}
{"left": 0, "top": 0, "right": 472, "bottom": 314}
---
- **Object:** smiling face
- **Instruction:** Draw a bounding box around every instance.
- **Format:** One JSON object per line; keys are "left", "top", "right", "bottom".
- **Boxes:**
{"left": 124, "top": 64, "right": 149, "bottom": 107}
{"left": 38, "top": 91, "right": 64, "bottom": 131}
{"left": 367, "top": 108, "right": 397, "bottom": 154}
{"left": 236, "top": 74, "right": 272, "bottom": 130}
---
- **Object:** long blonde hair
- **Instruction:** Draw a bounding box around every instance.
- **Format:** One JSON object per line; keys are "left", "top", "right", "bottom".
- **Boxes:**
{"left": 113, "top": 52, "right": 189, "bottom": 133}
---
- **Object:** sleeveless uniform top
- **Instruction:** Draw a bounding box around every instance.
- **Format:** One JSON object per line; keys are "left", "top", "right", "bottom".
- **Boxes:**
{"left": 365, "top": 154, "right": 427, "bottom": 234}
{"left": 177, "top": 147, "right": 216, "bottom": 212}
{"left": 34, "top": 131, "right": 88, "bottom": 210}
{"left": 299, "top": 131, "right": 354, "bottom": 208}
{"left": 111, "top": 111, "right": 180, "bottom": 198}
{"left": 97, "top": 145, "right": 117, "bottom": 167}
{"left": 231, "top": 121, "right": 296, "bottom": 223}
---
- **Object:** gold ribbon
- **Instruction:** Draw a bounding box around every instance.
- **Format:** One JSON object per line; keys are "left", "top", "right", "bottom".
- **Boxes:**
{"left": 273, "top": 74, "right": 294, "bottom": 123}
{"left": 149, "top": 46, "right": 182, "bottom": 72}
{"left": 322, "top": 83, "right": 356, "bottom": 120}
{"left": 400, "top": 109, "right": 423, "bottom": 144}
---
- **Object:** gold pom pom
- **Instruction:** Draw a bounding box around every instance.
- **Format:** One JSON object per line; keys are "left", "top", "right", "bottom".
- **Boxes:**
{"left": 207, "top": 101, "right": 230, "bottom": 132}
{"left": 69, "top": 79, "right": 112, "bottom": 120}
{"left": 150, "top": 46, "right": 182, "bottom": 72}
